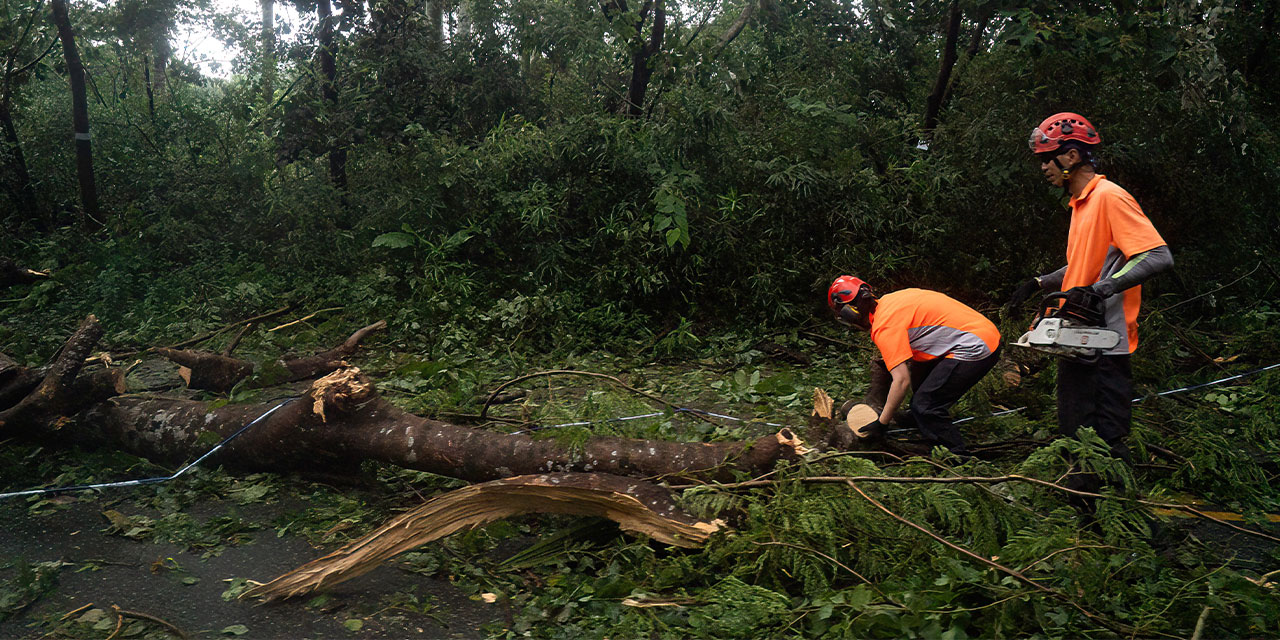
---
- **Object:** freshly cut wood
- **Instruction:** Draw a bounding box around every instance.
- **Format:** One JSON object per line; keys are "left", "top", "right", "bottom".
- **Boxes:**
{"left": 246, "top": 472, "right": 722, "bottom": 601}
{"left": 844, "top": 404, "right": 879, "bottom": 437}
{"left": 154, "top": 348, "right": 254, "bottom": 393}
{"left": 154, "top": 320, "right": 386, "bottom": 392}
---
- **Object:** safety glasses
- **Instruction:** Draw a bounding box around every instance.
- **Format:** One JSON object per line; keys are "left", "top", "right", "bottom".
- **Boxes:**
{"left": 1028, "top": 127, "right": 1056, "bottom": 152}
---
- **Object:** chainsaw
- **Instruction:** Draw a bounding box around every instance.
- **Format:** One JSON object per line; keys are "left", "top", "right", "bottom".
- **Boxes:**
{"left": 1013, "top": 290, "right": 1121, "bottom": 359}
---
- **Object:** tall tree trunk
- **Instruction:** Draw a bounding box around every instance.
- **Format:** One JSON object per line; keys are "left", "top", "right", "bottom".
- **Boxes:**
{"left": 151, "top": 37, "right": 169, "bottom": 98}
{"left": 316, "top": 0, "right": 347, "bottom": 189}
{"left": 49, "top": 0, "right": 99, "bottom": 224}
{"left": 0, "top": 100, "right": 41, "bottom": 228}
{"left": 922, "top": 0, "right": 961, "bottom": 136}
{"left": 939, "top": 7, "right": 992, "bottom": 119}
{"left": 624, "top": 0, "right": 664, "bottom": 117}
{"left": 426, "top": 0, "right": 444, "bottom": 47}
{"left": 142, "top": 53, "right": 156, "bottom": 122}
{"left": 261, "top": 0, "right": 275, "bottom": 107}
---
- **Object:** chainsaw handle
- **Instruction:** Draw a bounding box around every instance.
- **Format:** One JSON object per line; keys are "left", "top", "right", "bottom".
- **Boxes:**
{"left": 1029, "top": 292, "right": 1068, "bottom": 327}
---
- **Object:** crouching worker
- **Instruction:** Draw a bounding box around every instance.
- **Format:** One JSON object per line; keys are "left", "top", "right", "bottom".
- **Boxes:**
{"left": 827, "top": 276, "right": 1001, "bottom": 456}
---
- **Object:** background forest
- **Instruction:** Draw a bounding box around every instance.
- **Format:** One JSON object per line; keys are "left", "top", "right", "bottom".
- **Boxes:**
{"left": 2, "top": 0, "right": 1280, "bottom": 637}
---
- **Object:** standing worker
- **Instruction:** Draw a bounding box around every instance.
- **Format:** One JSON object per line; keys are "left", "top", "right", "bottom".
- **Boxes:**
{"left": 828, "top": 276, "right": 1001, "bottom": 456}
{"left": 1007, "top": 112, "right": 1173, "bottom": 461}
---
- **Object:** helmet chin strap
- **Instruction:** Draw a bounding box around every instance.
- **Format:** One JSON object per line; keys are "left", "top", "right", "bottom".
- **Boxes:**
{"left": 1051, "top": 156, "right": 1087, "bottom": 191}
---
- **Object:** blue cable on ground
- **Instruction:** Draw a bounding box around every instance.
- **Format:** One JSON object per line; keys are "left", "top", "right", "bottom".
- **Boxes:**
{"left": 0, "top": 397, "right": 296, "bottom": 500}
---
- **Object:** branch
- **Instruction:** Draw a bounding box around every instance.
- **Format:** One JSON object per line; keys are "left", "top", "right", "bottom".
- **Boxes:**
{"left": 711, "top": 0, "right": 760, "bottom": 59}
{"left": 683, "top": 474, "right": 1280, "bottom": 545}
{"left": 0, "top": 315, "right": 103, "bottom": 429}
{"left": 846, "top": 480, "right": 1139, "bottom": 636}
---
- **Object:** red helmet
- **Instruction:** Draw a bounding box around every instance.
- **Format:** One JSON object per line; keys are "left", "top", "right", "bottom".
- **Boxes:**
{"left": 828, "top": 275, "right": 872, "bottom": 326}
{"left": 1028, "top": 112, "right": 1100, "bottom": 154}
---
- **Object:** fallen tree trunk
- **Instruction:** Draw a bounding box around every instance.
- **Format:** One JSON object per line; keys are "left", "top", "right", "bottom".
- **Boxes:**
{"left": 154, "top": 320, "right": 386, "bottom": 392}
{"left": 246, "top": 472, "right": 722, "bottom": 601}
{"left": 66, "top": 368, "right": 805, "bottom": 482}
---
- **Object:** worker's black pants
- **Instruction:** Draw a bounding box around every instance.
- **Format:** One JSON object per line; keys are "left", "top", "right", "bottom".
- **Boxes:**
{"left": 903, "top": 348, "right": 1001, "bottom": 455}
{"left": 1056, "top": 354, "right": 1132, "bottom": 461}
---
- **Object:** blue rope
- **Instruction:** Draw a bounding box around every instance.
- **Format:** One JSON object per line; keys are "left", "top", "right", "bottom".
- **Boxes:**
{"left": 0, "top": 398, "right": 296, "bottom": 500}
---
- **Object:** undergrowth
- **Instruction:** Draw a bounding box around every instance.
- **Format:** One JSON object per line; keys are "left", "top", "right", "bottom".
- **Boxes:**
{"left": 0, "top": 312, "right": 1278, "bottom": 637}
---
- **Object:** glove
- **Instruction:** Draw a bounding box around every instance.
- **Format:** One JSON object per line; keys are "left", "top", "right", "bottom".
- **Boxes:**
{"left": 1005, "top": 278, "right": 1040, "bottom": 309}
{"left": 1090, "top": 278, "right": 1118, "bottom": 298}
{"left": 1064, "top": 285, "right": 1094, "bottom": 307}
{"left": 855, "top": 419, "right": 886, "bottom": 442}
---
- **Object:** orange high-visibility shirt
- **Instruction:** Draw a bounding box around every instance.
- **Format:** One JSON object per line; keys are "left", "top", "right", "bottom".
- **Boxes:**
{"left": 868, "top": 289, "right": 1001, "bottom": 371}
{"left": 1062, "top": 175, "right": 1166, "bottom": 354}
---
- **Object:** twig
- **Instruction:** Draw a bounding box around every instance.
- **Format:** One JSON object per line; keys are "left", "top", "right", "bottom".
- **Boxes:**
{"left": 58, "top": 603, "right": 93, "bottom": 620}
{"left": 104, "top": 608, "right": 124, "bottom": 640}
{"left": 222, "top": 323, "right": 253, "bottom": 356}
{"left": 1151, "top": 263, "right": 1260, "bottom": 317}
{"left": 1018, "top": 545, "right": 1123, "bottom": 573}
{"left": 112, "top": 605, "right": 188, "bottom": 639}
{"left": 479, "top": 370, "right": 724, "bottom": 428}
{"left": 268, "top": 307, "right": 344, "bottom": 332}
{"left": 801, "top": 330, "right": 855, "bottom": 349}
{"left": 846, "top": 480, "right": 1140, "bottom": 636}
{"left": 1189, "top": 605, "right": 1212, "bottom": 640}
{"left": 111, "top": 306, "right": 291, "bottom": 356}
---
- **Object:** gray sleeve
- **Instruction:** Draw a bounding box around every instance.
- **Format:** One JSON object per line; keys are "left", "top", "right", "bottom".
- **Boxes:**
{"left": 1092, "top": 245, "right": 1173, "bottom": 297}
{"left": 1036, "top": 265, "right": 1068, "bottom": 290}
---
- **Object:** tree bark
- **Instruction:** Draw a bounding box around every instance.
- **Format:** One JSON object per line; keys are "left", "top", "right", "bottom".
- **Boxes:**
{"left": 142, "top": 53, "right": 156, "bottom": 121}
{"left": 316, "top": 0, "right": 347, "bottom": 189}
{"left": 1, "top": 322, "right": 805, "bottom": 484}
{"left": 0, "top": 315, "right": 107, "bottom": 430}
{"left": 261, "top": 0, "right": 275, "bottom": 108}
{"left": 49, "top": 0, "right": 99, "bottom": 224}
{"left": 154, "top": 320, "right": 385, "bottom": 392}
{"left": 0, "top": 101, "right": 40, "bottom": 225}
{"left": 624, "top": 0, "right": 664, "bottom": 117}
{"left": 66, "top": 367, "right": 805, "bottom": 482}
{"left": 425, "top": 0, "right": 444, "bottom": 47}
{"left": 922, "top": 0, "right": 962, "bottom": 136}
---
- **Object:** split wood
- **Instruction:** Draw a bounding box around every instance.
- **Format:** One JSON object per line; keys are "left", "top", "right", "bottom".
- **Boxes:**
{"left": 479, "top": 369, "right": 725, "bottom": 428}
{"left": 677, "top": 474, "right": 1280, "bottom": 545}
{"left": 846, "top": 480, "right": 1148, "bottom": 637}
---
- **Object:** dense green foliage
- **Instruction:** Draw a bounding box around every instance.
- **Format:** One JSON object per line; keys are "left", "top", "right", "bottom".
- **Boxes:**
{"left": 2, "top": 0, "right": 1280, "bottom": 637}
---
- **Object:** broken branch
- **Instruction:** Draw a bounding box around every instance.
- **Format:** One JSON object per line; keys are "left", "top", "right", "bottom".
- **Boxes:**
{"left": 846, "top": 480, "right": 1137, "bottom": 635}
{"left": 247, "top": 472, "right": 722, "bottom": 601}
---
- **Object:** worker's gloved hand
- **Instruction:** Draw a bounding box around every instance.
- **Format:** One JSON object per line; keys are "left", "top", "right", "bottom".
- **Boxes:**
{"left": 856, "top": 419, "right": 886, "bottom": 443}
{"left": 1005, "top": 278, "right": 1040, "bottom": 310}
{"left": 1064, "top": 285, "right": 1095, "bottom": 307}
{"left": 1089, "top": 279, "right": 1118, "bottom": 298}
